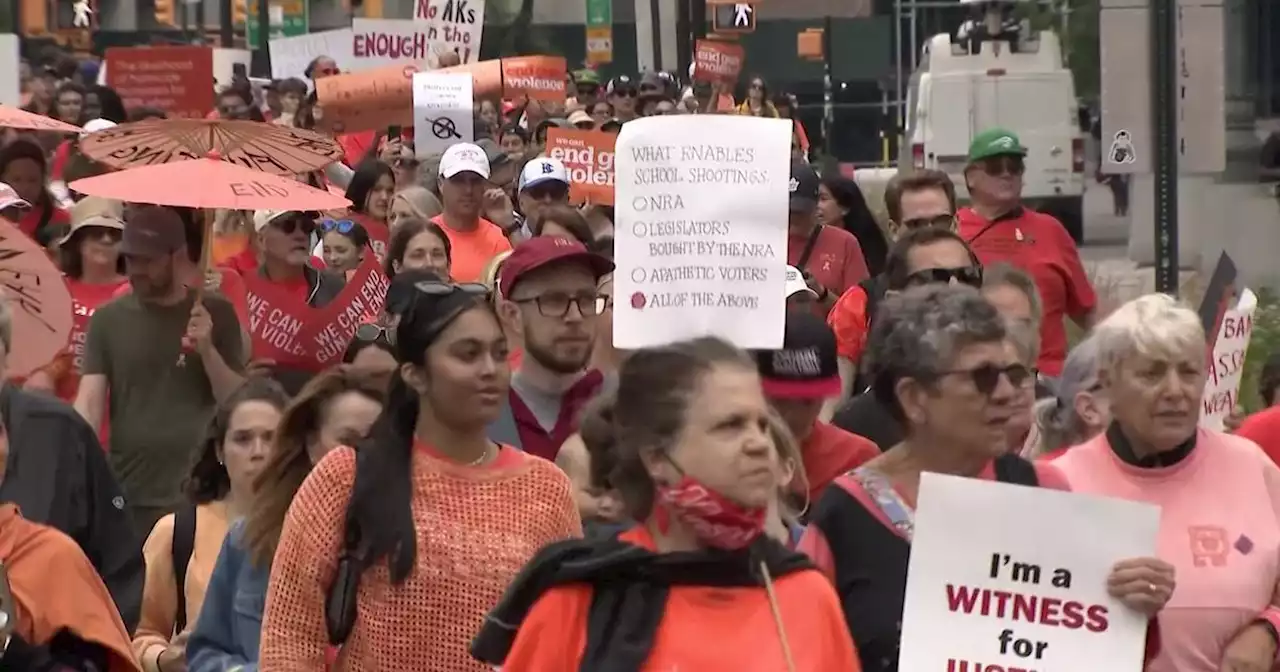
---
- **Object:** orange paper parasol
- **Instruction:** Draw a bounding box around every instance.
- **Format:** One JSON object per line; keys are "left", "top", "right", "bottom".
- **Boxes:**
{"left": 78, "top": 118, "right": 345, "bottom": 176}
{"left": 68, "top": 156, "right": 352, "bottom": 211}
{"left": 0, "top": 220, "right": 74, "bottom": 378}
{"left": 0, "top": 104, "right": 84, "bottom": 134}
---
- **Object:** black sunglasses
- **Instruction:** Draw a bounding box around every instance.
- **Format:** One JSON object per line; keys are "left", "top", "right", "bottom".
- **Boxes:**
{"left": 941, "top": 363, "right": 1035, "bottom": 396}
{"left": 273, "top": 216, "right": 316, "bottom": 236}
{"left": 901, "top": 214, "right": 957, "bottom": 231}
{"left": 904, "top": 266, "right": 983, "bottom": 288}
{"left": 981, "top": 156, "right": 1026, "bottom": 177}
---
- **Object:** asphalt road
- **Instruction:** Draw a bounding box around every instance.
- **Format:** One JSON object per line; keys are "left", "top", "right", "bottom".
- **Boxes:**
{"left": 1079, "top": 181, "right": 1132, "bottom": 262}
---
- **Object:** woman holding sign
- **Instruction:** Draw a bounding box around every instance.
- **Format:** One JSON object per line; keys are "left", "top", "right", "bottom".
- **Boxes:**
{"left": 800, "top": 285, "right": 1173, "bottom": 672}
{"left": 473, "top": 338, "right": 857, "bottom": 671}
{"left": 1056, "top": 294, "right": 1280, "bottom": 672}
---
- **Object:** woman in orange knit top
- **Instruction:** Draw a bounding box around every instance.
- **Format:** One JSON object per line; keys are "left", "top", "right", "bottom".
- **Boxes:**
{"left": 259, "top": 279, "right": 582, "bottom": 671}
{"left": 472, "top": 337, "right": 859, "bottom": 671}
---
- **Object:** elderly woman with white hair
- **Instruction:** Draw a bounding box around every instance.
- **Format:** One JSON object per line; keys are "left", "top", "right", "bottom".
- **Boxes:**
{"left": 800, "top": 284, "right": 1171, "bottom": 672}
{"left": 1055, "top": 293, "right": 1280, "bottom": 671}
{"left": 1027, "top": 335, "right": 1109, "bottom": 459}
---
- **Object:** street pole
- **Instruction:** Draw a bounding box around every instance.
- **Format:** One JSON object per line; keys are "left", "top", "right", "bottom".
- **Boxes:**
{"left": 1151, "top": 0, "right": 1178, "bottom": 294}
{"left": 219, "top": 0, "right": 233, "bottom": 46}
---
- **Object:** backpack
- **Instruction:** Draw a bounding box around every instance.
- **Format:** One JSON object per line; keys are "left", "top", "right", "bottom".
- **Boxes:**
{"left": 171, "top": 505, "right": 197, "bottom": 634}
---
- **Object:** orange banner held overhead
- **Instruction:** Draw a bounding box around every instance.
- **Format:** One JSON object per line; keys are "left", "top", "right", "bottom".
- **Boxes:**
{"left": 545, "top": 127, "right": 616, "bottom": 206}
{"left": 315, "top": 56, "right": 568, "bottom": 135}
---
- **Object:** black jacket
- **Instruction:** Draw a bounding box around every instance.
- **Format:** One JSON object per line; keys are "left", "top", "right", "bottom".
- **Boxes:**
{"left": 0, "top": 386, "right": 144, "bottom": 634}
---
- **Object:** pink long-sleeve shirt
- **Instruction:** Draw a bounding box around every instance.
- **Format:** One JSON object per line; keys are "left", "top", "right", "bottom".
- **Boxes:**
{"left": 1054, "top": 429, "right": 1280, "bottom": 671}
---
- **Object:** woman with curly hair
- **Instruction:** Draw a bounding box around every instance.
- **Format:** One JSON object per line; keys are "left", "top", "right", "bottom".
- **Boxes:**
{"left": 186, "top": 367, "right": 386, "bottom": 672}
{"left": 131, "top": 378, "right": 289, "bottom": 672}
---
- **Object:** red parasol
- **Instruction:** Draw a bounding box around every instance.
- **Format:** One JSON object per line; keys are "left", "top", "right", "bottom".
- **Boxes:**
{"left": 0, "top": 104, "right": 84, "bottom": 134}
{"left": 78, "top": 118, "right": 346, "bottom": 176}
{"left": 0, "top": 220, "right": 74, "bottom": 378}
{"left": 67, "top": 156, "right": 352, "bottom": 211}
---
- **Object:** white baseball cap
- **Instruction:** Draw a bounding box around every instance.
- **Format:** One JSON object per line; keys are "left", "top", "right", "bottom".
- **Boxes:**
{"left": 0, "top": 183, "right": 31, "bottom": 211}
{"left": 438, "top": 142, "right": 491, "bottom": 180}
{"left": 80, "top": 118, "right": 117, "bottom": 137}
{"left": 518, "top": 157, "right": 570, "bottom": 192}
{"left": 252, "top": 209, "right": 313, "bottom": 232}
{"left": 785, "top": 265, "right": 818, "bottom": 299}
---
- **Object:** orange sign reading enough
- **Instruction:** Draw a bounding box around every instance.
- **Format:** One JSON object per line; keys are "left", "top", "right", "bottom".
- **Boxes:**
{"left": 105, "top": 46, "right": 214, "bottom": 119}
{"left": 501, "top": 56, "right": 568, "bottom": 102}
{"left": 694, "top": 40, "right": 744, "bottom": 85}
{"left": 545, "top": 127, "right": 615, "bottom": 206}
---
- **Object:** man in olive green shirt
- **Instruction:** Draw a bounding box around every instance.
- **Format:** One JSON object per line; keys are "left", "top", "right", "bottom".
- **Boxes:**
{"left": 75, "top": 207, "right": 246, "bottom": 536}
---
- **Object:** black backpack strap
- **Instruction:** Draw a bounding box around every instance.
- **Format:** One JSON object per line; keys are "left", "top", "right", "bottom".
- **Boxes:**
{"left": 794, "top": 224, "right": 824, "bottom": 272}
{"left": 171, "top": 505, "right": 197, "bottom": 634}
{"left": 993, "top": 454, "right": 1040, "bottom": 487}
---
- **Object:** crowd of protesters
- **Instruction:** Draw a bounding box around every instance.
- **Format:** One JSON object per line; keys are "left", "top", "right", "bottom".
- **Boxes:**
{"left": 0, "top": 42, "right": 1271, "bottom": 672}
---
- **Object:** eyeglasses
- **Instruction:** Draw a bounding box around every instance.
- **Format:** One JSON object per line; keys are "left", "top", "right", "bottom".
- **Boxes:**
{"left": 939, "top": 363, "right": 1035, "bottom": 396}
{"left": 577, "top": 85, "right": 599, "bottom": 96}
{"left": 901, "top": 214, "right": 957, "bottom": 231}
{"left": 612, "top": 88, "right": 637, "bottom": 98}
{"left": 83, "top": 226, "right": 122, "bottom": 242}
{"left": 512, "top": 292, "right": 606, "bottom": 318}
{"left": 321, "top": 218, "right": 356, "bottom": 234}
{"left": 980, "top": 156, "right": 1026, "bottom": 177}
{"left": 904, "top": 266, "right": 983, "bottom": 288}
{"left": 273, "top": 216, "right": 315, "bottom": 236}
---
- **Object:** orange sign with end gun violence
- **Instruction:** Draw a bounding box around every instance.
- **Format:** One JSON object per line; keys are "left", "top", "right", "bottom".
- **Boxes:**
{"left": 501, "top": 56, "right": 567, "bottom": 102}
{"left": 545, "top": 128, "right": 616, "bottom": 206}
{"left": 693, "top": 40, "right": 744, "bottom": 85}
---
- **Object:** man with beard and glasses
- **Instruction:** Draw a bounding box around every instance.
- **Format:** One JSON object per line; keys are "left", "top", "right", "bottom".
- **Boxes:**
{"left": 830, "top": 226, "right": 983, "bottom": 451}
{"left": 240, "top": 210, "right": 346, "bottom": 393}
{"left": 496, "top": 236, "right": 614, "bottom": 460}
{"left": 75, "top": 207, "right": 246, "bottom": 537}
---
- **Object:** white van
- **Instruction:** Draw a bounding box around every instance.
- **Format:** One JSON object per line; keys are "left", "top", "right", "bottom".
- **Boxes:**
{"left": 900, "top": 30, "right": 1086, "bottom": 242}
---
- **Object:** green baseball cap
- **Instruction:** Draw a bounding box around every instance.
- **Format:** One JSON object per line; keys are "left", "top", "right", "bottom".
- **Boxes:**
{"left": 968, "top": 128, "right": 1028, "bottom": 163}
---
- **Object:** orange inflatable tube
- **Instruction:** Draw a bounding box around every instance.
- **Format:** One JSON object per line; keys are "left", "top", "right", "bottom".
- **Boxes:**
{"left": 315, "top": 56, "right": 567, "bottom": 135}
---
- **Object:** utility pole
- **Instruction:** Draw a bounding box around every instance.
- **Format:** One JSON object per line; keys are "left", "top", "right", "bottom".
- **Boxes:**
{"left": 1150, "top": 0, "right": 1178, "bottom": 294}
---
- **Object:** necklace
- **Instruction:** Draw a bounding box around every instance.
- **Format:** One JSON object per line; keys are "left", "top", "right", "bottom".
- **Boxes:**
{"left": 465, "top": 443, "right": 495, "bottom": 467}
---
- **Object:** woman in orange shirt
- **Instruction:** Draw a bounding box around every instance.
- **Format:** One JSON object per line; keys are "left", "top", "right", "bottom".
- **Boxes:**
{"left": 473, "top": 337, "right": 859, "bottom": 671}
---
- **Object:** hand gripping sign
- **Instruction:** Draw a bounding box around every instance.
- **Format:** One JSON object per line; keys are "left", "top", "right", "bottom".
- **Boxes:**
{"left": 239, "top": 256, "right": 390, "bottom": 370}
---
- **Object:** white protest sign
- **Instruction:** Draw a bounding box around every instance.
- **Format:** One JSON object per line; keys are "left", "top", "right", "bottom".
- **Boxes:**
{"left": 613, "top": 116, "right": 791, "bottom": 350}
{"left": 269, "top": 28, "right": 355, "bottom": 79}
{"left": 1201, "top": 288, "right": 1258, "bottom": 430}
{"left": 899, "top": 473, "right": 1159, "bottom": 672}
{"left": 212, "top": 48, "right": 252, "bottom": 89}
{"left": 412, "top": 72, "right": 473, "bottom": 158}
{"left": 0, "top": 35, "right": 18, "bottom": 106}
{"left": 412, "top": 0, "right": 485, "bottom": 64}
{"left": 351, "top": 19, "right": 434, "bottom": 70}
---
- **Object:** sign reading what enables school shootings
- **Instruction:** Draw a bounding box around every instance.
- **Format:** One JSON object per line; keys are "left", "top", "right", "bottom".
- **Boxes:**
{"left": 898, "top": 473, "right": 1159, "bottom": 672}
{"left": 613, "top": 115, "right": 791, "bottom": 350}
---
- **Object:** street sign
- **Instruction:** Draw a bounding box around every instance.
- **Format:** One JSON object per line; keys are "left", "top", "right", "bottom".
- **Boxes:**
{"left": 585, "top": 0, "right": 613, "bottom": 65}
{"left": 1100, "top": 0, "right": 1224, "bottom": 175}
{"left": 712, "top": 3, "right": 755, "bottom": 33}
{"left": 247, "top": 0, "right": 309, "bottom": 47}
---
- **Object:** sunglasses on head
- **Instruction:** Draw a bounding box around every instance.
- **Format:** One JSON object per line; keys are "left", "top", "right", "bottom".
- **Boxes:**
{"left": 321, "top": 218, "right": 356, "bottom": 234}
{"left": 904, "top": 266, "right": 983, "bottom": 288}
{"left": 941, "top": 363, "right": 1036, "bottom": 396}
{"left": 981, "top": 156, "right": 1026, "bottom": 177}
{"left": 354, "top": 322, "right": 394, "bottom": 346}
{"left": 414, "top": 280, "right": 490, "bottom": 297}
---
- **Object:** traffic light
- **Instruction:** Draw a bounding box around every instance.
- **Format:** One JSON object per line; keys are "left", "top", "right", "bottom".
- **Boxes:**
{"left": 154, "top": 0, "right": 175, "bottom": 26}
{"left": 712, "top": 3, "right": 755, "bottom": 34}
{"left": 235, "top": 0, "right": 248, "bottom": 25}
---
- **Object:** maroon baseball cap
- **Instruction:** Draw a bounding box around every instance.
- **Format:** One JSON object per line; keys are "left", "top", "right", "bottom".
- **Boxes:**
{"left": 499, "top": 236, "right": 614, "bottom": 298}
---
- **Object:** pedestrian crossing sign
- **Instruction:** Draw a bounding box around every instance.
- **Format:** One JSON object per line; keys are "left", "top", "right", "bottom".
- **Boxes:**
{"left": 712, "top": 3, "right": 755, "bottom": 33}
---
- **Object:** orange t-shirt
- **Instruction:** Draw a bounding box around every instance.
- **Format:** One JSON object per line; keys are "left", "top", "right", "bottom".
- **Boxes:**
{"left": 431, "top": 215, "right": 513, "bottom": 283}
{"left": 502, "top": 526, "right": 861, "bottom": 671}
